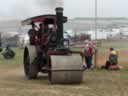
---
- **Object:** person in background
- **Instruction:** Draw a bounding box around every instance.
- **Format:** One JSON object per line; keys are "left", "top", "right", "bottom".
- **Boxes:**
{"left": 2, "top": 45, "right": 15, "bottom": 59}
{"left": 103, "top": 47, "right": 121, "bottom": 70}
{"left": 83, "top": 42, "right": 96, "bottom": 69}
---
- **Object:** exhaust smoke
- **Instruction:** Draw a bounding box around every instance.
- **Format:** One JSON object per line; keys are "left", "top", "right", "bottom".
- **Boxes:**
{"left": 35, "top": 0, "right": 64, "bottom": 14}
{"left": 2, "top": 0, "right": 64, "bottom": 19}
{"left": 36, "top": 0, "right": 64, "bottom": 8}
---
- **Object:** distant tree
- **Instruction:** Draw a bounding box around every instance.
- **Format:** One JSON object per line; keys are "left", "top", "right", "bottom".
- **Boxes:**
{"left": 79, "top": 33, "right": 91, "bottom": 41}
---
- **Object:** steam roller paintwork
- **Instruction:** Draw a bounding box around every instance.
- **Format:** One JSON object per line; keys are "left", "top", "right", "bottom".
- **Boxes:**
{"left": 23, "top": 7, "right": 84, "bottom": 84}
{"left": 50, "top": 55, "right": 83, "bottom": 84}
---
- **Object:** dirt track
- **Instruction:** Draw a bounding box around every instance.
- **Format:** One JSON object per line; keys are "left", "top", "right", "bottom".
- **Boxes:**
{"left": 0, "top": 66, "right": 128, "bottom": 96}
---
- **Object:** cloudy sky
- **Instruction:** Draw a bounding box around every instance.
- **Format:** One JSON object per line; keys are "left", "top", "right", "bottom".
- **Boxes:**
{"left": 0, "top": 0, "right": 127, "bottom": 19}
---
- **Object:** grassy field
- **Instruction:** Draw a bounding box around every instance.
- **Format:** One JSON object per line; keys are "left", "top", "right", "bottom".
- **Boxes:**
{"left": 0, "top": 40, "right": 128, "bottom": 96}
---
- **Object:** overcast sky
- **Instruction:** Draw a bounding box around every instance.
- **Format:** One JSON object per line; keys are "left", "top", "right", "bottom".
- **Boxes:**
{"left": 0, "top": 0, "right": 128, "bottom": 19}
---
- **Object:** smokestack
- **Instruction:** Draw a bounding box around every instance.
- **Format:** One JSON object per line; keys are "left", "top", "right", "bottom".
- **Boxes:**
{"left": 55, "top": 7, "right": 64, "bottom": 47}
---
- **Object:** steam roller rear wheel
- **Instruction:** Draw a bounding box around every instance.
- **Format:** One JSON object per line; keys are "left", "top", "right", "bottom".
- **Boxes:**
{"left": 24, "top": 46, "right": 38, "bottom": 79}
{"left": 49, "top": 54, "right": 83, "bottom": 84}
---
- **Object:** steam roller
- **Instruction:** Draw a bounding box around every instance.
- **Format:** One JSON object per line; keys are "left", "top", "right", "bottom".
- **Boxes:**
{"left": 22, "top": 7, "right": 85, "bottom": 84}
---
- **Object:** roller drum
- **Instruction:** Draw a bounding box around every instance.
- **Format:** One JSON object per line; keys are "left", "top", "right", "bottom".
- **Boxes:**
{"left": 49, "top": 54, "right": 83, "bottom": 84}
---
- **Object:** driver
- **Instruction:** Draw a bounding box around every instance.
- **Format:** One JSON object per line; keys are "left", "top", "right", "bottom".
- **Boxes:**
{"left": 28, "top": 24, "right": 37, "bottom": 45}
{"left": 41, "top": 24, "right": 49, "bottom": 46}
{"left": 38, "top": 23, "right": 43, "bottom": 39}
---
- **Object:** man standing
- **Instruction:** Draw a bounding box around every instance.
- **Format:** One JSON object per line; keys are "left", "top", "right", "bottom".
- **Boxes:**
{"left": 28, "top": 24, "right": 37, "bottom": 45}
{"left": 83, "top": 42, "right": 96, "bottom": 69}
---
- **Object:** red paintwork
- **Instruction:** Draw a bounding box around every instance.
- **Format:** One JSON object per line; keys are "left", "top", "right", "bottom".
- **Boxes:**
{"left": 23, "top": 14, "right": 83, "bottom": 61}
{"left": 32, "top": 15, "right": 56, "bottom": 22}
{"left": 22, "top": 15, "right": 67, "bottom": 25}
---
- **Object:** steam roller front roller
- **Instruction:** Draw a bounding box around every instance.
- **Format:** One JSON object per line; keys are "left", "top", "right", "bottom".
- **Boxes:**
{"left": 23, "top": 46, "right": 38, "bottom": 79}
{"left": 49, "top": 54, "right": 83, "bottom": 84}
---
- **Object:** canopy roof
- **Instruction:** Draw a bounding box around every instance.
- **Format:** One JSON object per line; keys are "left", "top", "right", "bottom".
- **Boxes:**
{"left": 22, "top": 14, "right": 67, "bottom": 25}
